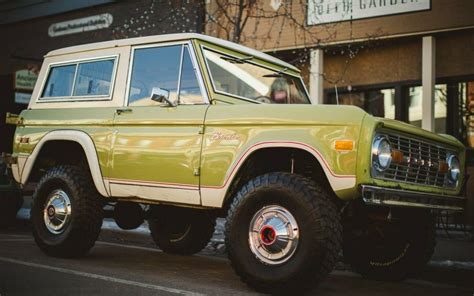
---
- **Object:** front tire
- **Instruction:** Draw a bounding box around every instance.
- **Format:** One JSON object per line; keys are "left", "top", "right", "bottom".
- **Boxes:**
{"left": 31, "top": 165, "right": 103, "bottom": 258}
{"left": 148, "top": 206, "right": 216, "bottom": 255}
{"left": 225, "top": 172, "right": 342, "bottom": 293}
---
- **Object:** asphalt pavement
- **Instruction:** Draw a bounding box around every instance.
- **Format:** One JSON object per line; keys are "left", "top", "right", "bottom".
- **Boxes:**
{"left": 0, "top": 216, "right": 473, "bottom": 296}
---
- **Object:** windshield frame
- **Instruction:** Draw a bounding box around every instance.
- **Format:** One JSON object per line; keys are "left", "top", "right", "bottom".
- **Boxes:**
{"left": 200, "top": 45, "right": 312, "bottom": 105}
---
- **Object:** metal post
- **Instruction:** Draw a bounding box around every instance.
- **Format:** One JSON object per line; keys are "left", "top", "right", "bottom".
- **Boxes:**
{"left": 422, "top": 36, "right": 436, "bottom": 132}
{"left": 309, "top": 49, "right": 324, "bottom": 104}
{"left": 395, "top": 85, "right": 409, "bottom": 122}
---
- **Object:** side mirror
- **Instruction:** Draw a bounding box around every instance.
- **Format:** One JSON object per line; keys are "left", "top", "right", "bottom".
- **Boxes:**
{"left": 150, "top": 87, "right": 176, "bottom": 107}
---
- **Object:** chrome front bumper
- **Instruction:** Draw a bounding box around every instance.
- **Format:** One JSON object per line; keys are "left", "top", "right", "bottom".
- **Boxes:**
{"left": 361, "top": 185, "right": 466, "bottom": 211}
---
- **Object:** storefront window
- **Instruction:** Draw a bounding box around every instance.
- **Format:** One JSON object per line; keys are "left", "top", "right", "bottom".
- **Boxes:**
{"left": 408, "top": 84, "right": 447, "bottom": 134}
{"left": 325, "top": 82, "right": 474, "bottom": 146}
{"left": 326, "top": 88, "right": 395, "bottom": 119}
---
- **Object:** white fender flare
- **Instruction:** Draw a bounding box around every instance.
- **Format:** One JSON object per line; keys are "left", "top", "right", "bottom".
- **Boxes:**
{"left": 200, "top": 141, "right": 356, "bottom": 208}
{"left": 20, "top": 130, "right": 110, "bottom": 197}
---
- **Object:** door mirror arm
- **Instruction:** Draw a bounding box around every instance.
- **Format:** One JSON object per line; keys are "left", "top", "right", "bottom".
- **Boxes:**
{"left": 150, "top": 87, "right": 177, "bottom": 107}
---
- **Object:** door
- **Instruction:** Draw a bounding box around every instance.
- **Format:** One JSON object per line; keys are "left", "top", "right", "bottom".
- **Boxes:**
{"left": 109, "top": 43, "right": 208, "bottom": 205}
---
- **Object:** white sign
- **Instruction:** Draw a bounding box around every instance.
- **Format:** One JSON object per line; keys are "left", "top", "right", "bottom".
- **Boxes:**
{"left": 48, "top": 13, "right": 113, "bottom": 37}
{"left": 307, "top": 0, "right": 431, "bottom": 25}
{"left": 15, "top": 92, "right": 31, "bottom": 105}
{"left": 15, "top": 69, "right": 38, "bottom": 91}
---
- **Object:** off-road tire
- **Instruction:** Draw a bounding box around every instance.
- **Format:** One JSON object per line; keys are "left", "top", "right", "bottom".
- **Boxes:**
{"left": 0, "top": 189, "right": 23, "bottom": 228}
{"left": 409, "top": 213, "right": 436, "bottom": 276}
{"left": 225, "top": 172, "right": 342, "bottom": 293}
{"left": 344, "top": 210, "right": 436, "bottom": 281}
{"left": 148, "top": 206, "right": 216, "bottom": 255}
{"left": 31, "top": 165, "right": 103, "bottom": 258}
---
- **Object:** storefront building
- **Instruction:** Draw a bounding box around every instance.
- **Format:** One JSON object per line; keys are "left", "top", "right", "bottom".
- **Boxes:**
{"left": 0, "top": 0, "right": 204, "bottom": 154}
{"left": 2, "top": 0, "right": 474, "bottom": 226}
{"left": 206, "top": 0, "right": 474, "bottom": 226}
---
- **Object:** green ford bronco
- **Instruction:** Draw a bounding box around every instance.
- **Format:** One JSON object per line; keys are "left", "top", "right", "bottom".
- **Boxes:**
{"left": 3, "top": 33, "right": 466, "bottom": 292}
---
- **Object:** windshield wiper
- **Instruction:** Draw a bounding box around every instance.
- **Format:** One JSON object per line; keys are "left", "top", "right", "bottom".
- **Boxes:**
{"left": 262, "top": 67, "right": 288, "bottom": 78}
{"left": 220, "top": 55, "right": 253, "bottom": 64}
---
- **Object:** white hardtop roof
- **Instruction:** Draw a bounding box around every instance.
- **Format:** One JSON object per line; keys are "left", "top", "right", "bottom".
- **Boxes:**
{"left": 46, "top": 33, "right": 298, "bottom": 72}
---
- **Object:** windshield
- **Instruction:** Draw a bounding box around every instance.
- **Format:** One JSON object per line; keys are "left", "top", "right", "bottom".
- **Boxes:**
{"left": 202, "top": 48, "right": 311, "bottom": 104}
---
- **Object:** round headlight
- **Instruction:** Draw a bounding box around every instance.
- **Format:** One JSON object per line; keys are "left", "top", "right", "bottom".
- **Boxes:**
{"left": 447, "top": 154, "right": 460, "bottom": 182}
{"left": 372, "top": 136, "right": 392, "bottom": 171}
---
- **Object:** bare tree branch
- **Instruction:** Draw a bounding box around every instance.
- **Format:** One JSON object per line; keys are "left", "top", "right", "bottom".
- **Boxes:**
{"left": 224, "top": 0, "right": 383, "bottom": 88}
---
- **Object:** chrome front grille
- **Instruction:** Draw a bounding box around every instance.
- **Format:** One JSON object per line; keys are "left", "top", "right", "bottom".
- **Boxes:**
{"left": 373, "top": 132, "right": 456, "bottom": 188}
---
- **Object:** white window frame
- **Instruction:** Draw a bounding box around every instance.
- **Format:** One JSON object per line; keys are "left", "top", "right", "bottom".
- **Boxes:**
{"left": 37, "top": 55, "right": 119, "bottom": 103}
{"left": 200, "top": 45, "right": 312, "bottom": 104}
{"left": 125, "top": 41, "right": 209, "bottom": 107}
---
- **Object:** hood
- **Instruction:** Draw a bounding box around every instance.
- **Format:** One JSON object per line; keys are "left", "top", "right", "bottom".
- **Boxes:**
{"left": 206, "top": 104, "right": 368, "bottom": 126}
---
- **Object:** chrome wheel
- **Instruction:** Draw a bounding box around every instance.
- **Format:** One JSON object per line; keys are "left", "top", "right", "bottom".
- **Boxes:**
{"left": 248, "top": 205, "right": 299, "bottom": 265}
{"left": 43, "top": 189, "right": 72, "bottom": 234}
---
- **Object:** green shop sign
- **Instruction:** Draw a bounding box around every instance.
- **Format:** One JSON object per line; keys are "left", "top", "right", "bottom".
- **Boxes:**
{"left": 14, "top": 69, "right": 38, "bottom": 91}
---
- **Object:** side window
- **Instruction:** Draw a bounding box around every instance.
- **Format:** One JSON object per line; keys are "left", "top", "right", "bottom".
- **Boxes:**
{"left": 41, "top": 57, "right": 116, "bottom": 100}
{"left": 73, "top": 59, "right": 115, "bottom": 96}
{"left": 128, "top": 45, "right": 181, "bottom": 106}
{"left": 178, "top": 46, "right": 203, "bottom": 105}
{"left": 42, "top": 64, "right": 76, "bottom": 98}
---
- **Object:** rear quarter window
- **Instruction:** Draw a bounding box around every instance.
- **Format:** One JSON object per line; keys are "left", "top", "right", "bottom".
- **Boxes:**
{"left": 40, "top": 57, "right": 117, "bottom": 101}
{"left": 42, "top": 64, "right": 76, "bottom": 98}
{"left": 73, "top": 59, "right": 115, "bottom": 96}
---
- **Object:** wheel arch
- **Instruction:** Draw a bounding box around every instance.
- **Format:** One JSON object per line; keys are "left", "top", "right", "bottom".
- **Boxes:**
{"left": 21, "top": 130, "right": 109, "bottom": 197}
{"left": 217, "top": 143, "right": 354, "bottom": 214}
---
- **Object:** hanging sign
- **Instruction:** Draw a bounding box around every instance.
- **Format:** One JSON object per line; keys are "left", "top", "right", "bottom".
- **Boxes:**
{"left": 48, "top": 13, "right": 113, "bottom": 37}
{"left": 14, "top": 69, "right": 38, "bottom": 91}
{"left": 308, "top": 0, "right": 431, "bottom": 25}
{"left": 15, "top": 92, "right": 32, "bottom": 105}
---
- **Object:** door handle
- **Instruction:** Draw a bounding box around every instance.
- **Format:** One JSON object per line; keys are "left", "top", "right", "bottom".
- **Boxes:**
{"left": 116, "top": 108, "right": 133, "bottom": 115}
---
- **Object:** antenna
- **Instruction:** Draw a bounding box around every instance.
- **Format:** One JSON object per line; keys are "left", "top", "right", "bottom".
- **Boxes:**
{"left": 334, "top": 84, "right": 339, "bottom": 105}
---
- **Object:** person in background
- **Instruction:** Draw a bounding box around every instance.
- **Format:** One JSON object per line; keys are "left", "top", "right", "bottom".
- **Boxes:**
{"left": 269, "top": 77, "right": 304, "bottom": 104}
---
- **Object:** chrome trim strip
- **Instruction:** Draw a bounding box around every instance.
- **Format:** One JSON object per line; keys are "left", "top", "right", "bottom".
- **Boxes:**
{"left": 300, "top": 76, "right": 314, "bottom": 105}
{"left": 361, "top": 185, "right": 465, "bottom": 212}
{"left": 176, "top": 45, "right": 185, "bottom": 104}
{"left": 187, "top": 43, "right": 211, "bottom": 105}
{"left": 364, "top": 199, "right": 464, "bottom": 211}
{"left": 69, "top": 63, "right": 79, "bottom": 97}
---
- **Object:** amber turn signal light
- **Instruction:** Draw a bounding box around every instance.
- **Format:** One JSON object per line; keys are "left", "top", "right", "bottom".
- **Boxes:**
{"left": 334, "top": 140, "right": 354, "bottom": 151}
{"left": 438, "top": 161, "right": 449, "bottom": 173}
{"left": 391, "top": 149, "right": 404, "bottom": 164}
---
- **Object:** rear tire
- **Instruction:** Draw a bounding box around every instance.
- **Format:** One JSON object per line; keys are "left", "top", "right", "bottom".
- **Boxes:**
{"left": 31, "top": 165, "right": 103, "bottom": 258}
{"left": 225, "top": 172, "right": 342, "bottom": 293}
{"left": 343, "top": 208, "right": 436, "bottom": 281}
{"left": 148, "top": 206, "right": 216, "bottom": 255}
